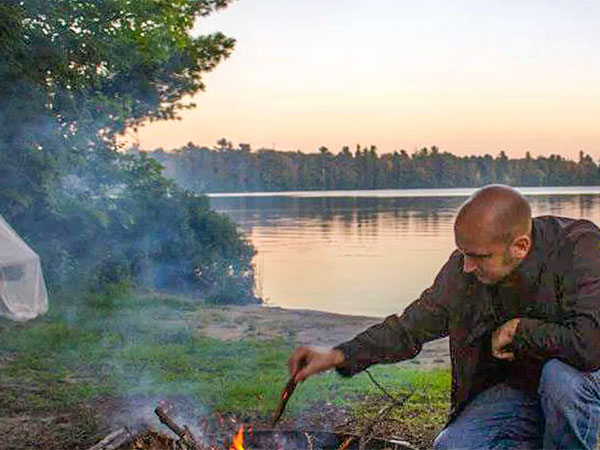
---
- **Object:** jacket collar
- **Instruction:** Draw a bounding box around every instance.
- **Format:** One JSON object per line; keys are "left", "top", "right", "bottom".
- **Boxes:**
{"left": 510, "top": 218, "right": 545, "bottom": 288}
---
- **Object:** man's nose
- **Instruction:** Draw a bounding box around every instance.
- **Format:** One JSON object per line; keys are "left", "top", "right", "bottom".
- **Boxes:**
{"left": 463, "top": 256, "right": 477, "bottom": 273}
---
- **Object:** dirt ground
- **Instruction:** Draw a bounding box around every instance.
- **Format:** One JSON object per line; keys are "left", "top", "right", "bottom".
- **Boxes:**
{"left": 192, "top": 304, "right": 451, "bottom": 370}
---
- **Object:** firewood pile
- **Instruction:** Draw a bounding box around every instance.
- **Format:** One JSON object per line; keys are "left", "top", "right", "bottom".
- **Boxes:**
{"left": 82, "top": 365, "right": 419, "bottom": 449}
{"left": 86, "top": 401, "right": 417, "bottom": 450}
{"left": 85, "top": 405, "right": 240, "bottom": 450}
{"left": 84, "top": 427, "right": 176, "bottom": 450}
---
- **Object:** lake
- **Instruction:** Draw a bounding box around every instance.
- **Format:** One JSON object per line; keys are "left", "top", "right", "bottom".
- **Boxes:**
{"left": 209, "top": 187, "right": 600, "bottom": 317}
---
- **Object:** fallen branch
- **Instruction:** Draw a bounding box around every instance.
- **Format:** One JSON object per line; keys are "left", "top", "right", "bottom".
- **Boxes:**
{"left": 86, "top": 427, "right": 133, "bottom": 450}
{"left": 154, "top": 406, "right": 201, "bottom": 450}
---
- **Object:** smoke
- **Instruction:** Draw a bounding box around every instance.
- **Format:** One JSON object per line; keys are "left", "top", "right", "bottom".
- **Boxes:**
{"left": 0, "top": 4, "right": 260, "bottom": 447}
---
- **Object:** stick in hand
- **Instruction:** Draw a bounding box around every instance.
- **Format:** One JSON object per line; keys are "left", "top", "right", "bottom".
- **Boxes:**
{"left": 271, "top": 375, "right": 299, "bottom": 426}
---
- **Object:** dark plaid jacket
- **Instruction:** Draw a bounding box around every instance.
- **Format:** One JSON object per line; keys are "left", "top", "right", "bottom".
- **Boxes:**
{"left": 334, "top": 216, "right": 600, "bottom": 422}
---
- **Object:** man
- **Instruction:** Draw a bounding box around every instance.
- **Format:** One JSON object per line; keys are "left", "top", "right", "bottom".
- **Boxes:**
{"left": 288, "top": 184, "right": 600, "bottom": 449}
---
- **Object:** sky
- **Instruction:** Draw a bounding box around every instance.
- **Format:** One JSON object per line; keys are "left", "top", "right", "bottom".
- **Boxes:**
{"left": 126, "top": 0, "right": 600, "bottom": 159}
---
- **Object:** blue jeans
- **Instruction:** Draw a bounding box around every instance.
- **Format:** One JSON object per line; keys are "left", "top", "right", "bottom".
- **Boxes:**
{"left": 434, "top": 359, "right": 600, "bottom": 449}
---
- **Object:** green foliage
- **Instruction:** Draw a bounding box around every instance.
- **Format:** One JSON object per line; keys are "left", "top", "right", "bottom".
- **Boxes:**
{"left": 152, "top": 143, "right": 600, "bottom": 192}
{"left": 1, "top": 0, "right": 235, "bottom": 137}
{"left": 0, "top": 0, "right": 257, "bottom": 304}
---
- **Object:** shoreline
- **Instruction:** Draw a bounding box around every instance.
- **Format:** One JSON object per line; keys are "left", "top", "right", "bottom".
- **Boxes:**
{"left": 207, "top": 186, "right": 600, "bottom": 198}
{"left": 191, "top": 303, "right": 451, "bottom": 370}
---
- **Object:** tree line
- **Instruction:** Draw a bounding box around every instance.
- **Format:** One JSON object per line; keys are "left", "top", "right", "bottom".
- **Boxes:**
{"left": 149, "top": 142, "right": 600, "bottom": 193}
{"left": 1, "top": 1, "right": 257, "bottom": 305}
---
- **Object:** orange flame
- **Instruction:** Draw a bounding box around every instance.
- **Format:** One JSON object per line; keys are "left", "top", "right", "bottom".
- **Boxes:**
{"left": 229, "top": 424, "right": 244, "bottom": 450}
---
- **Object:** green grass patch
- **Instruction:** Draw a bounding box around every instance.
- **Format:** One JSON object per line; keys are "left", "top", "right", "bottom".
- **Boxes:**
{"left": 0, "top": 292, "right": 450, "bottom": 445}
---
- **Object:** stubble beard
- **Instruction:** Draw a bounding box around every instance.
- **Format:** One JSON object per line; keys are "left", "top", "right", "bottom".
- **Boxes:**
{"left": 479, "top": 250, "right": 520, "bottom": 285}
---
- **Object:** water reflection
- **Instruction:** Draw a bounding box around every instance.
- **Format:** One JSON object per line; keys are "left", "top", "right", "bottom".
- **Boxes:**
{"left": 212, "top": 196, "right": 462, "bottom": 231}
{"left": 210, "top": 192, "right": 600, "bottom": 317}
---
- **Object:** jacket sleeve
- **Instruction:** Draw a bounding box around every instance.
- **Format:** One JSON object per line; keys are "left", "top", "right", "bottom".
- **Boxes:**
{"left": 513, "top": 227, "right": 600, "bottom": 371}
{"left": 334, "top": 251, "right": 461, "bottom": 377}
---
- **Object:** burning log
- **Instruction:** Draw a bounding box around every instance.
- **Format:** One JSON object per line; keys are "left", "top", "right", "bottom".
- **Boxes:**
{"left": 86, "top": 427, "right": 134, "bottom": 450}
{"left": 245, "top": 429, "right": 414, "bottom": 449}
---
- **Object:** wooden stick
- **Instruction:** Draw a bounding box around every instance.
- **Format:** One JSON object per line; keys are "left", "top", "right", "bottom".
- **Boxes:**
{"left": 155, "top": 406, "right": 201, "bottom": 450}
{"left": 304, "top": 431, "right": 314, "bottom": 450}
{"left": 86, "top": 427, "right": 133, "bottom": 450}
{"left": 271, "top": 376, "right": 298, "bottom": 426}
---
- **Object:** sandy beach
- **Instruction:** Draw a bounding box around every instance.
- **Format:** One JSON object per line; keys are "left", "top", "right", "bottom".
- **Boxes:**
{"left": 191, "top": 304, "right": 450, "bottom": 370}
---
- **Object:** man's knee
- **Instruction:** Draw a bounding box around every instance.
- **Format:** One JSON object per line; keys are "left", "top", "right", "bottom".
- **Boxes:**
{"left": 539, "top": 359, "right": 600, "bottom": 448}
{"left": 433, "top": 427, "right": 451, "bottom": 450}
{"left": 433, "top": 425, "right": 467, "bottom": 450}
{"left": 538, "top": 359, "right": 596, "bottom": 407}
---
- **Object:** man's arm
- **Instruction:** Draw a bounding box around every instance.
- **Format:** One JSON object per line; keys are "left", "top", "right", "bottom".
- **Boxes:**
{"left": 333, "top": 251, "right": 462, "bottom": 377}
{"left": 511, "top": 228, "right": 600, "bottom": 371}
{"left": 287, "top": 252, "right": 462, "bottom": 382}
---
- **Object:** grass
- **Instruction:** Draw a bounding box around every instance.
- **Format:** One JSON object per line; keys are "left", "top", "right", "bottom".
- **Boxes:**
{"left": 0, "top": 292, "right": 450, "bottom": 449}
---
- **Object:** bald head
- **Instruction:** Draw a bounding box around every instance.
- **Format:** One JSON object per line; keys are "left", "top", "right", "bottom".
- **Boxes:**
{"left": 455, "top": 185, "right": 532, "bottom": 245}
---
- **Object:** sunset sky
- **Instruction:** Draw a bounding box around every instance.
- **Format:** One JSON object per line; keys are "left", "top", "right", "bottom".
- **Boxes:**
{"left": 128, "top": 0, "right": 600, "bottom": 159}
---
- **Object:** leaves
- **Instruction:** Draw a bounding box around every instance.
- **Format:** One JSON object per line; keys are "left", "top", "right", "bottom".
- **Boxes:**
{"left": 0, "top": 0, "right": 256, "bottom": 304}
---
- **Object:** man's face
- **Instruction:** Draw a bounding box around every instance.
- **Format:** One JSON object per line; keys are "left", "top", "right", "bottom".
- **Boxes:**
{"left": 454, "top": 232, "right": 520, "bottom": 285}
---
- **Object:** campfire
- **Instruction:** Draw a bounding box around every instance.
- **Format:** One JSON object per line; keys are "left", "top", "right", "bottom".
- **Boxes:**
{"left": 87, "top": 372, "right": 417, "bottom": 450}
{"left": 86, "top": 403, "right": 416, "bottom": 450}
{"left": 230, "top": 425, "right": 244, "bottom": 450}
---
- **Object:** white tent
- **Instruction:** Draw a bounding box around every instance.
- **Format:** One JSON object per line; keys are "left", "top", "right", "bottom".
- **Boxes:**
{"left": 0, "top": 213, "right": 48, "bottom": 321}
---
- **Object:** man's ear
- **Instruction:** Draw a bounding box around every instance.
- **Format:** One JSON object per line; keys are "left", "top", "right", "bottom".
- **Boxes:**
{"left": 510, "top": 234, "right": 532, "bottom": 259}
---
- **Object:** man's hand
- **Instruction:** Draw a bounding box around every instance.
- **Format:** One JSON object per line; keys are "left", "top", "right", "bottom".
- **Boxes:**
{"left": 492, "top": 318, "right": 521, "bottom": 360}
{"left": 287, "top": 347, "right": 345, "bottom": 383}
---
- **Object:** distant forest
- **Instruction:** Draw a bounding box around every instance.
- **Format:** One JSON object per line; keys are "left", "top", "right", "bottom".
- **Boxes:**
{"left": 148, "top": 141, "right": 600, "bottom": 193}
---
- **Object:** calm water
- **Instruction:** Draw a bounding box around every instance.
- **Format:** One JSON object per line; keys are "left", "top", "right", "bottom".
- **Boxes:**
{"left": 209, "top": 187, "right": 600, "bottom": 317}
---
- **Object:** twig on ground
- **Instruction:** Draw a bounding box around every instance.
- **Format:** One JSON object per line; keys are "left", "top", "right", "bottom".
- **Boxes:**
{"left": 358, "top": 403, "right": 396, "bottom": 450}
{"left": 86, "top": 427, "right": 133, "bottom": 450}
{"left": 304, "top": 431, "right": 314, "bottom": 450}
{"left": 356, "top": 369, "right": 417, "bottom": 450}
